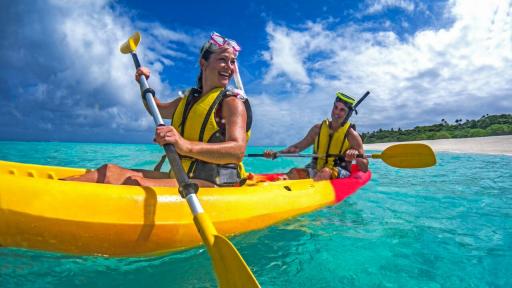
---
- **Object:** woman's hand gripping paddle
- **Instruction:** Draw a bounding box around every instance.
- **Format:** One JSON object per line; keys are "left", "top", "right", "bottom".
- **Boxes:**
{"left": 248, "top": 143, "right": 436, "bottom": 168}
{"left": 120, "top": 32, "right": 260, "bottom": 288}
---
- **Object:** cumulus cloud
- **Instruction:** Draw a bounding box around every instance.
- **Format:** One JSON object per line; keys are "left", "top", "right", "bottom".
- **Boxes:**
{"left": 255, "top": 0, "right": 511, "bottom": 145}
{"left": 262, "top": 23, "right": 310, "bottom": 86}
{"left": 1, "top": 0, "right": 510, "bottom": 147}
{"left": 0, "top": 0, "right": 195, "bottom": 142}
{"left": 366, "top": 0, "right": 415, "bottom": 14}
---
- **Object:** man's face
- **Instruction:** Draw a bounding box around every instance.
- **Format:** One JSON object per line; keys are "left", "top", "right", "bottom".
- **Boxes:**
{"left": 331, "top": 102, "right": 349, "bottom": 124}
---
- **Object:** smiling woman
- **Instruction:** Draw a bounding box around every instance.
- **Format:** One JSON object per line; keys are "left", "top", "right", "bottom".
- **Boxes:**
{"left": 64, "top": 32, "right": 253, "bottom": 188}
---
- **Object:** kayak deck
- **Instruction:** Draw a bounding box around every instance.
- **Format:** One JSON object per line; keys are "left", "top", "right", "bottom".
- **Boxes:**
{"left": 0, "top": 160, "right": 371, "bottom": 257}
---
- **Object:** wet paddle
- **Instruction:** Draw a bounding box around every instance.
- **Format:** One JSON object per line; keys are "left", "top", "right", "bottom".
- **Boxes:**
{"left": 247, "top": 143, "right": 437, "bottom": 168}
{"left": 120, "top": 32, "right": 260, "bottom": 288}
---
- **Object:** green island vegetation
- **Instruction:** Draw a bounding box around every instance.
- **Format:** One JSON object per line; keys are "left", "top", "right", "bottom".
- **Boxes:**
{"left": 361, "top": 114, "right": 512, "bottom": 144}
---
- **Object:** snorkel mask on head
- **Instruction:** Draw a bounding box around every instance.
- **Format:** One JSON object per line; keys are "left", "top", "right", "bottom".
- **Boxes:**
{"left": 197, "top": 32, "right": 245, "bottom": 92}
{"left": 334, "top": 91, "right": 370, "bottom": 126}
{"left": 200, "top": 32, "right": 241, "bottom": 60}
{"left": 335, "top": 92, "right": 356, "bottom": 109}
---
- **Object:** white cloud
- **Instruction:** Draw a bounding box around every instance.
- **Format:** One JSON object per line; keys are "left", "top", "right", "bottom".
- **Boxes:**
{"left": 366, "top": 0, "right": 416, "bottom": 14}
{"left": 262, "top": 23, "right": 310, "bottom": 85}
{"left": 0, "top": 0, "right": 196, "bottom": 142}
{"left": 1, "top": 0, "right": 510, "bottom": 147}
{"left": 255, "top": 0, "right": 512, "bottom": 145}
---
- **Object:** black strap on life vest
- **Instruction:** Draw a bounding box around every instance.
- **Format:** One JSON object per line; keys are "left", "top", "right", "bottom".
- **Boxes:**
{"left": 198, "top": 89, "right": 229, "bottom": 142}
{"left": 191, "top": 90, "right": 252, "bottom": 186}
{"left": 154, "top": 88, "right": 252, "bottom": 187}
{"left": 334, "top": 123, "right": 356, "bottom": 172}
{"left": 153, "top": 154, "right": 167, "bottom": 171}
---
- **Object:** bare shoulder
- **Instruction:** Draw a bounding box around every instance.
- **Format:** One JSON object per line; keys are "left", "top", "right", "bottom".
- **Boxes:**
{"left": 348, "top": 127, "right": 360, "bottom": 136}
{"left": 222, "top": 96, "right": 246, "bottom": 115}
{"left": 347, "top": 127, "right": 364, "bottom": 148}
{"left": 311, "top": 123, "right": 322, "bottom": 133}
{"left": 304, "top": 123, "right": 321, "bottom": 141}
{"left": 348, "top": 127, "right": 363, "bottom": 140}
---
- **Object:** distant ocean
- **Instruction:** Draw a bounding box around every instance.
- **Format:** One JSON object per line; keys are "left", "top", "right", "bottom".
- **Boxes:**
{"left": 1, "top": 141, "right": 511, "bottom": 287}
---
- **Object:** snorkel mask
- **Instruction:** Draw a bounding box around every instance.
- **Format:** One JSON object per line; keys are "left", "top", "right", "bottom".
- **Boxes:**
{"left": 200, "top": 32, "right": 241, "bottom": 60}
{"left": 335, "top": 91, "right": 370, "bottom": 126}
{"left": 198, "top": 32, "right": 245, "bottom": 92}
{"left": 335, "top": 92, "right": 356, "bottom": 109}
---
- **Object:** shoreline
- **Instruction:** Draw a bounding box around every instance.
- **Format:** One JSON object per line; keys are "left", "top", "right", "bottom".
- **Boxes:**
{"left": 364, "top": 135, "right": 512, "bottom": 156}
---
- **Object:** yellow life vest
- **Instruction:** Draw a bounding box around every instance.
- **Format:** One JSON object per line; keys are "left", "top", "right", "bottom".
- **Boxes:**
{"left": 313, "top": 119, "right": 351, "bottom": 170}
{"left": 171, "top": 87, "right": 251, "bottom": 186}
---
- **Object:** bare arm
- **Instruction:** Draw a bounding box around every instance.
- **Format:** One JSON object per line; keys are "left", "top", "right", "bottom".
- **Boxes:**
{"left": 157, "top": 97, "right": 182, "bottom": 119}
{"left": 263, "top": 124, "right": 320, "bottom": 158}
{"left": 155, "top": 97, "right": 247, "bottom": 164}
{"left": 346, "top": 128, "right": 369, "bottom": 172}
{"left": 280, "top": 124, "right": 320, "bottom": 153}
{"left": 135, "top": 67, "right": 182, "bottom": 119}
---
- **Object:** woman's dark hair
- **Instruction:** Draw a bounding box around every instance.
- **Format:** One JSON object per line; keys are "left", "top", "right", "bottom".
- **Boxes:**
{"left": 197, "top": 48, "right": 214, "bottom": 91}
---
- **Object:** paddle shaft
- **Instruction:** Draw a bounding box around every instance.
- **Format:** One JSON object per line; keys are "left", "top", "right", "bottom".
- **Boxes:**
{"left": 131, "top": 52, "right": 201, "bottom": 210}
{"left": 123, "top": 33, "right": 260, "bottom": 288}
{"left": 246, "top": 143, "right": 436, "bottom": 169}
{"left": 246, "top": 153, "right": 371, "bottom": 159}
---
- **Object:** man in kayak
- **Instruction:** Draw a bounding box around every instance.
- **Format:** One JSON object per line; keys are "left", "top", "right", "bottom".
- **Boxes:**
{"left": 65, "top": 32, "right": 251, "bottom": 187}
{"left": 264, "top": 92, "right": 368, "bottom": 180}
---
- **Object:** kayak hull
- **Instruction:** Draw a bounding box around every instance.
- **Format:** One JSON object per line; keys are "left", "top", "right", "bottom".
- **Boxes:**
{"left": 0, "top": 160, "right": 371, "bottom": 257}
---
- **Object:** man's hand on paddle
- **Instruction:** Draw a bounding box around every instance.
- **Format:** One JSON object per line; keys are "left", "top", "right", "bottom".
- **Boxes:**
{"left": 344, "top": 148, "right": 359, "bottom": 161}
{"left": 264, "top": 146, "right": 300, "bottom": 159}
{"left": 263, "top": 150, "right": 278, "bottom": 159}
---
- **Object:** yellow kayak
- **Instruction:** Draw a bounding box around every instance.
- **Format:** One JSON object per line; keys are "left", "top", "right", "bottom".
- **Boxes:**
{"left": 0, "top": 160, "right": 371, "bottom": 257}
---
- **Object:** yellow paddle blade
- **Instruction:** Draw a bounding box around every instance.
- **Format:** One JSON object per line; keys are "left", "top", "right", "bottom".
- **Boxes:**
{"left": 120, "top": 32, "right": 141, "bottom": 54}
{"left": 194, "top": 213, "right": 260, "bottom": 288}
{"left": 211, "top": 235, "right": 260, "bottom": 288}
{"left": 375, "top": 143, "right": 436, "bottom": 168}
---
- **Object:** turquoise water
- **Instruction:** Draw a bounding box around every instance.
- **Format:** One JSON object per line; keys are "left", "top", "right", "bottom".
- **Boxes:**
{"left": 0, "top": 141, "right": 511, "bottom": 287}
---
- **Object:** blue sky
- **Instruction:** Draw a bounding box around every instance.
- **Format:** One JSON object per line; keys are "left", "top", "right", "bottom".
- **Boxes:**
{"left": 0, "top": 0, "right": 510, "bottom": 145}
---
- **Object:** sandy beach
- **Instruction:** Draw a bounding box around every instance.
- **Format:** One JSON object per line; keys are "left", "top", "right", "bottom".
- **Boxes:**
{"left": 364, "top": 135, "right": 512, "bottom": 156}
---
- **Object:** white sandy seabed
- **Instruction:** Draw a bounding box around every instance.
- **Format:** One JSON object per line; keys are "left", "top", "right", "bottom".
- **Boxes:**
{"left": 364, "top": 135, "right": 512, "bottom": 156}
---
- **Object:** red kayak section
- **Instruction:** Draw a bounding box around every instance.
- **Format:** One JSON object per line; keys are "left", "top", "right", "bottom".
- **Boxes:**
{"left": 249, "top": 164, "right": 371, "bottom": 203}
{"left": 330, "top": 165, "right": 371, "bottom": 203}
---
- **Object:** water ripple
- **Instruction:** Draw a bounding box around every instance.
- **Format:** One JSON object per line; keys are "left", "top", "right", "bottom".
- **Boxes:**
{"left": 1, "top": 144, "right": 511, "bottom": 287}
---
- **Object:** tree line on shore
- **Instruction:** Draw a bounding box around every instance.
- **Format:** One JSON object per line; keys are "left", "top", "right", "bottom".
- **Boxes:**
{"left": 361, "top": 114, "right": 512, "bottom": 144}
